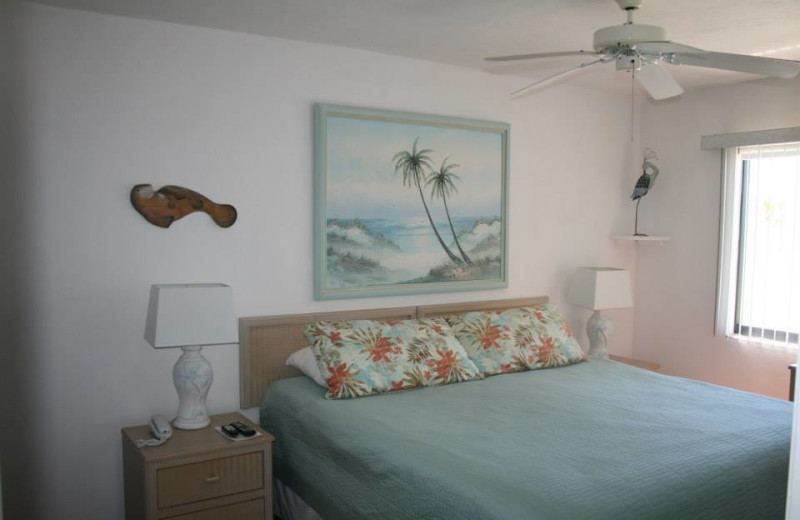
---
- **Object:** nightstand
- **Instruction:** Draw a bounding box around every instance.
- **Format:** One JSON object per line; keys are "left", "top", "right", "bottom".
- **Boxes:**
{"left": 122, "top": 412, "right": 274, "bottom": 520}
{"left": 609, "top": 354, "right": 660, "bottom": 372}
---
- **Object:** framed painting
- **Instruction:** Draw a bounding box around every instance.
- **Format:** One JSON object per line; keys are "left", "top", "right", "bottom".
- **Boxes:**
{"left": 314, "top": 103, "right": 509, "bottom": 300}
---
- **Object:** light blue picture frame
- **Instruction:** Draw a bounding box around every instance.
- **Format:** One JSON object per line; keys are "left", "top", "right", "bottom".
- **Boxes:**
{"left": 314, "top": 103, "right": 510, "bottom": 300}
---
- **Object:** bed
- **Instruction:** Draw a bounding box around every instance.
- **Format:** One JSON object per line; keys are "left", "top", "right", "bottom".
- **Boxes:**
{"left": 239, "top": 297, "right": 792, "bottom": 520}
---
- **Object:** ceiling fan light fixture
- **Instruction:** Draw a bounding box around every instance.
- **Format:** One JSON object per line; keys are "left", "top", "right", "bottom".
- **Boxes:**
{"left": 616, "top": 56, "right": 642, "bottom": 72}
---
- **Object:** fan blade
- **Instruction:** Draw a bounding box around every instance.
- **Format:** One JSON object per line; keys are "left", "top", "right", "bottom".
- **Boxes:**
{"left": 636, "top": 41, "right": 800, "bottom": 78}
{"left": 485, "top": 50, "right": 597, "bottom": 62}
{"left": 635, "top": 62, "right": 684, "bottom": 100}
{"left": 673, "top": 51, "right": 800, "bottom": 79}
{"left": 635, "top": 41, "right": 702, "bottom": 55}
{"left": 511, "top": 57, "right": 611, "bottom": 98}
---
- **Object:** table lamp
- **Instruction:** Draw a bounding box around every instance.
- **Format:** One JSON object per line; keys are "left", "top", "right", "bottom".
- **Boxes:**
{"left": 145, "top": 283, "right": 237, "bottom": 430}
{"left": 567, "top": 268, "right": 633, "bottom": 359}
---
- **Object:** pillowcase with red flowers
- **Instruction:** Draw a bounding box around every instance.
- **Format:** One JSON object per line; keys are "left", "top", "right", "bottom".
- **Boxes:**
{"left": 303, "top": 318, "right": 481, "bottom": 399}
{"left": 446, "top": 304, "right": 585, "bottom": 377}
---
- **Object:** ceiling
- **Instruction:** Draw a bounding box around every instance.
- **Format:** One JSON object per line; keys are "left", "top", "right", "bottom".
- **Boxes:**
{"left": 23, "top": 0, "right": 800, "bottom": 96}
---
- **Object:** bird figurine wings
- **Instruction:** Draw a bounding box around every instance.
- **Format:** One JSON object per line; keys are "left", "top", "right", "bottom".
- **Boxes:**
{"left": 631, "top": 149, "right": 659, "bottom": 236}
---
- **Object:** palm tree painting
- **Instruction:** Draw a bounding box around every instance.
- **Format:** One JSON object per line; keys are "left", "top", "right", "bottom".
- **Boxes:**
{"left": 426, "top": 158, "right": 472, "bottom": 265}
{"left": 314, "top": 104, "right": 509, "bottom": 300}
{"left": 393, "top": 139, "right": 463, "bottom": 265}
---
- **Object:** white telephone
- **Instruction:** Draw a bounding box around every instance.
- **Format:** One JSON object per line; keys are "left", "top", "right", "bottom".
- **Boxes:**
{"left": 136, "top": 415, "right": 173, "bottom": 448}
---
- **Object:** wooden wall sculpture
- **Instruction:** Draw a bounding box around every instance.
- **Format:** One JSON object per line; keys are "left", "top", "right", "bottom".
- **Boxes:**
{"left": 130, "top": 184, "right": 237, "bottom": 228}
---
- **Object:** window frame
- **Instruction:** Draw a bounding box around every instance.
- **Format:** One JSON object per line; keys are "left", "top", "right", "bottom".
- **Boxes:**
{"left": 713, "top": 137, "right": 800, "bottom": 346}
{"left": 715, "top": 146, "right": 741, "bottom": 339}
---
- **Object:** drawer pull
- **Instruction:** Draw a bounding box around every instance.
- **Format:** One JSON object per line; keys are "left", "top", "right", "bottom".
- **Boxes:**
{"left": 204, "top": 475, "right": 221, "bottom": 484}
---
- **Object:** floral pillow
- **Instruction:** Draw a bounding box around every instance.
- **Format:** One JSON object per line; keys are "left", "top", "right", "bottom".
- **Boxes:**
{"left": 446, "top": 304, "right": 585, "bottom": 376}
{"left": 303, "top": 318, "right": 482, "bottom": 399}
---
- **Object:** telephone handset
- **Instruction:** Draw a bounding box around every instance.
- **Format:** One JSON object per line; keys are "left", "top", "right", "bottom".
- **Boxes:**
{"left": 136, "top": 415, "right": 173, "bottom": 448}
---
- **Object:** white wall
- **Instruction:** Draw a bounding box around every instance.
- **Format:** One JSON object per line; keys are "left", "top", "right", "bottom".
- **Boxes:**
{"left": 3, "top": 3, "right": 637, "bottom": 519}
{"left": 0, "top": 1, "right": 12, "bottom": 519}
{"left": 636, "top": 77, "right": 800, "bottom": 398}
{"left": 1, "top": 1, "right": 40, "bottom": 519}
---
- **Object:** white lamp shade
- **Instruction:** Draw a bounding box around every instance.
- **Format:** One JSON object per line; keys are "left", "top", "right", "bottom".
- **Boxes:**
{"left": 145, "top": 283, "right": 238, "bottom": 348}
{"left": 568, "top": 268, "right": 633, "bottom": 311}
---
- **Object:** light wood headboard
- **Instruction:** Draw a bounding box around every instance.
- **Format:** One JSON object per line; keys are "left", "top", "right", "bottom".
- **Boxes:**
{"left": 239, "top": 296, "right": 548, "bottom": 408}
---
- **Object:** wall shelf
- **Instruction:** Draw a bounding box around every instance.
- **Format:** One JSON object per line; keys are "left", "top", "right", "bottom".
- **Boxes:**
{"left": 611, "top": 234, "right": 671, "bottom": 244}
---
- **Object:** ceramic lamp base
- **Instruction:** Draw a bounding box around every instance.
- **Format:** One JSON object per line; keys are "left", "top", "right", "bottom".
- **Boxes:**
{"left": 172, "top": 346, "right": 213, "bottom": 430}
{"left": 586, "top": 310, "right": 614, "bottom": 359}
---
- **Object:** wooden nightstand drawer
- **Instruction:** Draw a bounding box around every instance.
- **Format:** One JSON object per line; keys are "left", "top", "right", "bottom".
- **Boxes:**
{"left": 157, "top": 452, "right": 264, "bottom": 508}
{"left": 122, "top": 413, "right": 274, "bottom": 520}
{"left": 167, "top": 498, "right": 265, "bottom": 520}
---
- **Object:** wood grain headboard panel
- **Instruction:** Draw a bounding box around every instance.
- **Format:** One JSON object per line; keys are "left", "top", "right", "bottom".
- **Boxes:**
{"left": 239, "top": 296, "right": 549, "bottom": 408}
{"left": 239, "top": 306, "right": 416, "bottom": 408}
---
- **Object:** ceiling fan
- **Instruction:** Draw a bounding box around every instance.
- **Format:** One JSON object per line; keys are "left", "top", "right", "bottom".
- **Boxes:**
{"left": 486, "top": 0, "right": 800, "bottom": 101}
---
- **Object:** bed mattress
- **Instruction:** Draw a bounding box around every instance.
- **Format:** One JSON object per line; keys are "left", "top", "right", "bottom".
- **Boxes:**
{"left": 261, "top": 360, "right": 791, "bottom": 520}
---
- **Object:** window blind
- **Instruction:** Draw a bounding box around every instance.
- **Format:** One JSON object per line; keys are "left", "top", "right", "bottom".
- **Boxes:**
{"left": 733, "top": 142, "right": 800, "bottom": 345}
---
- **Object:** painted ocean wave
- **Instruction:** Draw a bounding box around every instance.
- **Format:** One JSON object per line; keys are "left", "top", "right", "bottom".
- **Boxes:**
{"left": 326, "top": 217, "right": 502, "bottom": 288}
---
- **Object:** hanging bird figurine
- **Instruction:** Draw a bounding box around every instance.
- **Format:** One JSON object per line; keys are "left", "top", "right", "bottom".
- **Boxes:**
{"left": 631, "top": 149, "right": 659, "bottom": 236}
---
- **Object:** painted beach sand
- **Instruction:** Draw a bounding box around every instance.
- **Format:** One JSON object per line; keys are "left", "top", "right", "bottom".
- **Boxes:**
{"left": 325, "top": 115, "right": 505, "bottom": 289}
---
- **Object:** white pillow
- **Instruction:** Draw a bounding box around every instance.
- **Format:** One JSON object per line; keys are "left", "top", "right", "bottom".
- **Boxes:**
{"left": 286, "top": 347, "right": 327, "bottom": 388}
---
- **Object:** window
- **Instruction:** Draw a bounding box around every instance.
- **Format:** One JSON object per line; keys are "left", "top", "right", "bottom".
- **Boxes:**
{"left": 717, "top": 141, "right": 800, "bottom": 346}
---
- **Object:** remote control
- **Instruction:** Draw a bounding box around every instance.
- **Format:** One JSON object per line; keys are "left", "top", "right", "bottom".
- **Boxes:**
{"left": 231, "top": 421, "right": 256, "bottom": 437}
{"left": 221, "top": 424, "right": 240, "bottom": 437}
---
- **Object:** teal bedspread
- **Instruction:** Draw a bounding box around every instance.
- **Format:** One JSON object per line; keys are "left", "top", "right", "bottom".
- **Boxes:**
{"left": 261, "top": 360, "right": 791, "bottom": 520}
